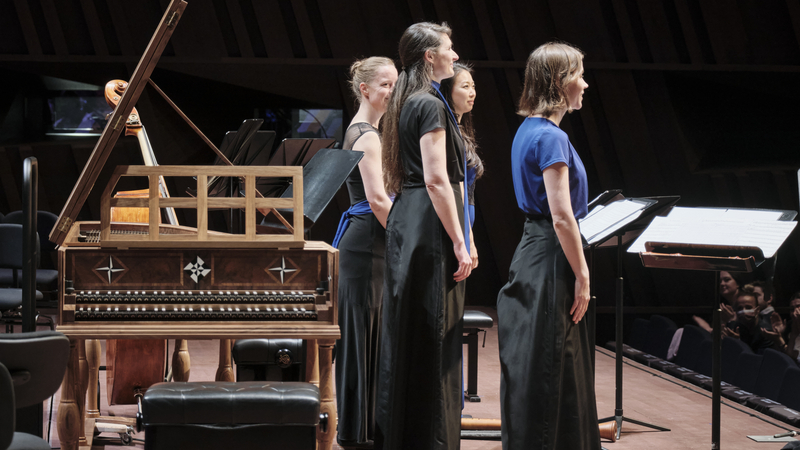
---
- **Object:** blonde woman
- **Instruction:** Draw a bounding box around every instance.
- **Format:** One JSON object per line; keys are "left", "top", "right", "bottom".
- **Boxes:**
{"left": 334, "top": 56, "right": 397, "bottom": 449}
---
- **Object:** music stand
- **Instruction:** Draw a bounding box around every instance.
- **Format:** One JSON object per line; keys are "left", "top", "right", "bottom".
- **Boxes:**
{"left": 631, "top": 207, "right": 797, "bottom": 450}
{"left": 259, "top": 148, "right": 363, "bottom": 235}
{"left": 582, "top": 194, "right": 680, "bottom": 440}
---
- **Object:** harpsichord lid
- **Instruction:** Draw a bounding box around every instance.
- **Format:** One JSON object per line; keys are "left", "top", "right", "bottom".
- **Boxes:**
{"left": 49, "top": 0, "right": 187, "bottom": 247}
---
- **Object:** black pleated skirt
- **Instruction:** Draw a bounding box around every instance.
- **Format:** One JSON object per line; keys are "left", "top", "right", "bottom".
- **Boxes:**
{"left": 336, "top": 213, "right": 386, "bottom": 447}
{"left": 375, "top": 184, "right": 465, "bottom": 450}
{"left": 497, "top": 217, "right": 600, "bottom": 450}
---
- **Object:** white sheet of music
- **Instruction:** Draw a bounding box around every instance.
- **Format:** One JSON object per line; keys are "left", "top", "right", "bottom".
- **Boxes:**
{"left": 579, "top": 198, "right": 651, "bottom": 244}
{"left": 627, "top": 207, "right": 796, "bottom": 258}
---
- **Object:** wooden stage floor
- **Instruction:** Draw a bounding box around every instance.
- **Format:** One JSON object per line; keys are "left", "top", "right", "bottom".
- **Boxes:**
{"left": 40, "top": 307, "right": 797, "bottom": 449}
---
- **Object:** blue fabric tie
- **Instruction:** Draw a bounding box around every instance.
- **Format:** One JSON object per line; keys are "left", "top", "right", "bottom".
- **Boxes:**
{"left": 431, "top": 80, "right": 470, "bottom": 254}
{"left": 332, "top": 199, "right": 373, "bottom": 248}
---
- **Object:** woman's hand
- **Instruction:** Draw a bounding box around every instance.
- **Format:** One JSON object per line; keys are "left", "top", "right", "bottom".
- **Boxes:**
{"left": 770, "top": 312, "right": 786, "bottom": 336}
{"left": 720, "top": 303, "right": 736, "bottom": 324}
{"left": 470, "top": 241, "right": 478, "bottom": 269}
{"left": 453, "top": 241, "right": 472, "bottom": 282}
{"left": 570, "top": 276, "right": 591, "bottom": 324}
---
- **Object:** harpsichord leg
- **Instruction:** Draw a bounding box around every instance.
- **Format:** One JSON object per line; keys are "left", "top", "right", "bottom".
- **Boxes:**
{"left": 215, "top": 339, "right": 234, "bottom": 382}
{"left": 317, "top": 339, "right": 336, "bottom": 450}
{"left": 57, "top": 337, "right": 82, "bottom": 450}
{"left": 172, "top": 339, "right": 191, "bottom": 381}
{"left": 85, "top": 339, "right": 101, "bottom": 418}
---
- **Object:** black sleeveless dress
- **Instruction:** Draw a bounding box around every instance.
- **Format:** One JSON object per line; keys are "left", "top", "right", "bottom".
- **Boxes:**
{"left": 375, "top": 92, "right": 466, "bottom": 450}
{"left": 336, "top": 122, "right": 386, "bottom": 448}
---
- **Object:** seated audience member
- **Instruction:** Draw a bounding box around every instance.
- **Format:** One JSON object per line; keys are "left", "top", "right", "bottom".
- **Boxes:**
{"left": 744, "top": 282, "right": 781, "bottom": 353}
{"left": 722, "top": 287, "right": 758, "bottom": 342}
{"left": 762, "top": 291, "right": 800, "bottom": 365}
{"left": 694, "top": 271, "right": 747, "bottom": 333}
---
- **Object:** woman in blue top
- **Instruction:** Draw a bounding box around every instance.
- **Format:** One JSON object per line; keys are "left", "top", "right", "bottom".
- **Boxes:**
{"left": 496, "top": 42, "right": 600, "bottom": 450}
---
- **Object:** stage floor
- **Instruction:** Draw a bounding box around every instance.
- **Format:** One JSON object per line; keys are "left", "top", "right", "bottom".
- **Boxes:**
{"left": 39, "top": 307, "right": 796, "bottom": 449}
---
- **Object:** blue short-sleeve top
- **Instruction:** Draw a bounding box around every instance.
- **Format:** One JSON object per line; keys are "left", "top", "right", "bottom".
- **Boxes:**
{"left": 511, "top": 117, "right": 588, "bottom": 220}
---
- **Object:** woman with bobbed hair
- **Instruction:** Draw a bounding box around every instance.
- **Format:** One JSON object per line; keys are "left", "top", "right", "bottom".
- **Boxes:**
{"left": 496, "top": 42, "right": 600, "bottom": 450}
{"left": 334, "top": 56, "right": 397, "bottom": 449}
{"left": 375, "top": 22, "right": 470, "bottom": 450}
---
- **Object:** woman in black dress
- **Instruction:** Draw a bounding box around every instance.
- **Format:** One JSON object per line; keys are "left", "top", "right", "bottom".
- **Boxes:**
{"left": 441, "top": 62, "right": 482, "bottom": 249}
{"left": 496, "top": 42, "right": 599, "bottom": 450}
{"left": 334, "top": 56, "right": 397, "bottom": 449}
{"left": 375, "top": 22, "right": 472, "bottom": 450}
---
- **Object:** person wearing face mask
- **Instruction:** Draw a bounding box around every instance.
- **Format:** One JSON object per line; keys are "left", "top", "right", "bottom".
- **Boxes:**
{"left": 333, "top": 56, "right": 397, "bottom": 449}
{"left": 441, "top": 62, "right": 482, "bottom": 269}
{"left": 375, "top": 22, "right": 471, "bottom": 450}
{"left": 496, "top": 42, "right": 600, "bottom": 450}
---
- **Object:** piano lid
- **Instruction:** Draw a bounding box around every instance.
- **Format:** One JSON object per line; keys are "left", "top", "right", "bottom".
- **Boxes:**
{"left": 49, "top": 0, "right": 188, "bottom": 247}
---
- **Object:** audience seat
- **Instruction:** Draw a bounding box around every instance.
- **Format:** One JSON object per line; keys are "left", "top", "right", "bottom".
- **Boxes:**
{"left": 665, "top": 326, "right": 707, "bottom": 379}
{"left": 723, "top": 352, "right": 763, "bottom": 403}
{"left": 746, "top": 349, "right": 798, "bottom": 411}
{"left": 776, "top": 367, "right": 800, "bottom": 411}
{"left": 643, "top": 314, "right": 677, "bottom": 360}
{"left": 627, "top": 317, "right": 650, "bottom": 351}
{"left": 721, "top": 336, "right": 751, "bottom": 384}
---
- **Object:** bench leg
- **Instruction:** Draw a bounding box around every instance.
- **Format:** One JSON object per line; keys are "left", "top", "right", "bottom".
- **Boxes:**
{"left": 464, "top": 329, "right": 481, "bottom": 402}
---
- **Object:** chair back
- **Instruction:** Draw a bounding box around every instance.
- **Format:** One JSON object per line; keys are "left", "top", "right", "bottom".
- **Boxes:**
{"left": 694, "top": 339, "right": 713, "bottom": 376}
{"left": 673, "top": 325, "right": 707, "bottom": 369}
{"left": 733, "top": 352, "right": 763, "bottom": 393}
{"left": 627, "top": 317, "right": 650, "bottom": 351}
{"left": 644, "top": 315, "right": 678, "bottom": 359}
{"left": 721, "top": 336, "right": 751, "bottom": 384}
{"left": 777, "top": 367, "right": 800, "bottom": 410}
{"left": 3, "top": 211, "right": 58, "bottom": 253}
{"left": 0, "top": 331, "right": 69, "bottom": 408}
{"left": 0, "top": 224, "right": 24, "bottom": 271}
{"left": 753, "top": 348, "right": 797, "bottom": 400}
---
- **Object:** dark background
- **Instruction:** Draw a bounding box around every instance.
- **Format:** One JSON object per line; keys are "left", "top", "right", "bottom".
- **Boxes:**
{"left": 2, "top": 0, "right": 800, "bottom": 345}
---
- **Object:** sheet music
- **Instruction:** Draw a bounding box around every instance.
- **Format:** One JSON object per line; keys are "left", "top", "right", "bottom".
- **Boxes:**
{"left": 628, "top": 215, "right": 796, "bottom": 258}
{"left": 579, "top": 198, "right": 652, "bottom": 244}
{"left": 666, "top": 207, "right": 783, "bottom": 222}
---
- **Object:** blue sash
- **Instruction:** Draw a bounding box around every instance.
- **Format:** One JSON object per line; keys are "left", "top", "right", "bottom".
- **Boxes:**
{"left": 332, "top": 199, "right": 373, "bottom": 248}
{"left": 431, "top": 81, "right": 471, "bottom": 254}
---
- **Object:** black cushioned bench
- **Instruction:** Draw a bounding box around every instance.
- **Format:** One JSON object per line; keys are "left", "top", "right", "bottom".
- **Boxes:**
{"left": 141, "top": 381, "right": 322, "bottom": 450}
{"left": 463, "top": 309, "right": 494, "bottom": 402}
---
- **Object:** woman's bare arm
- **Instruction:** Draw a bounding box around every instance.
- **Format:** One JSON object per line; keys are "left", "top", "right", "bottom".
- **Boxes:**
{"left": 543, "top": 162, "right": 590, "bottom": 323}
{"left": 421, "top": 128, "right": 472, "bottom": 282}
{"left": 352, "top": 132, "right": 393, "bottom": 227}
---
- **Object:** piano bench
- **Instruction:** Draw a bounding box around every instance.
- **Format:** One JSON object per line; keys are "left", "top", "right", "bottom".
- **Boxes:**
{"left": 463, "top": 309, "right": 494, "bottom": 402}
{"left": 232, "top": 338, "right": 306, "bottom": 382}
{"left": 141, "top": 381, "right": 322, "bottom": 450}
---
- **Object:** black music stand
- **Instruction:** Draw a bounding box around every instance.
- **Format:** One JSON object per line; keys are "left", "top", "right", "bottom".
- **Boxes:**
{"left": 634, "top": 207, "right": 797, "bottom": 450}
{"left": 259, "top": 148, "right": 363, "bottom": 235}
{"left": 584, "top": 194, "right": 680, "bottom": 440}
{"left": 269, "top": 138, "right": 336, "bottom": 167}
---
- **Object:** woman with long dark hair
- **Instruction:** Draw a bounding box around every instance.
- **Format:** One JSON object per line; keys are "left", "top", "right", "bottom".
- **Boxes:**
{"left": 375, "top": 22, "right": 472, "bottom": 450}
{"left": 496, "top": 42, "right": 600, "bottom": 450}
{"left": 334, "top": 56, "right": 397, "bottom": 449}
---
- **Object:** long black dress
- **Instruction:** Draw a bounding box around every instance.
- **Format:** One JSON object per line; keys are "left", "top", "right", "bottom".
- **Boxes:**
{"left": 336, "top": 122, "right": 385, "bottom": 448}
{"left": 375, "top": 92, "right": 466, "bottom": 450}
{"left": 497, "top": 118, "right": 599, "bottom": 450}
